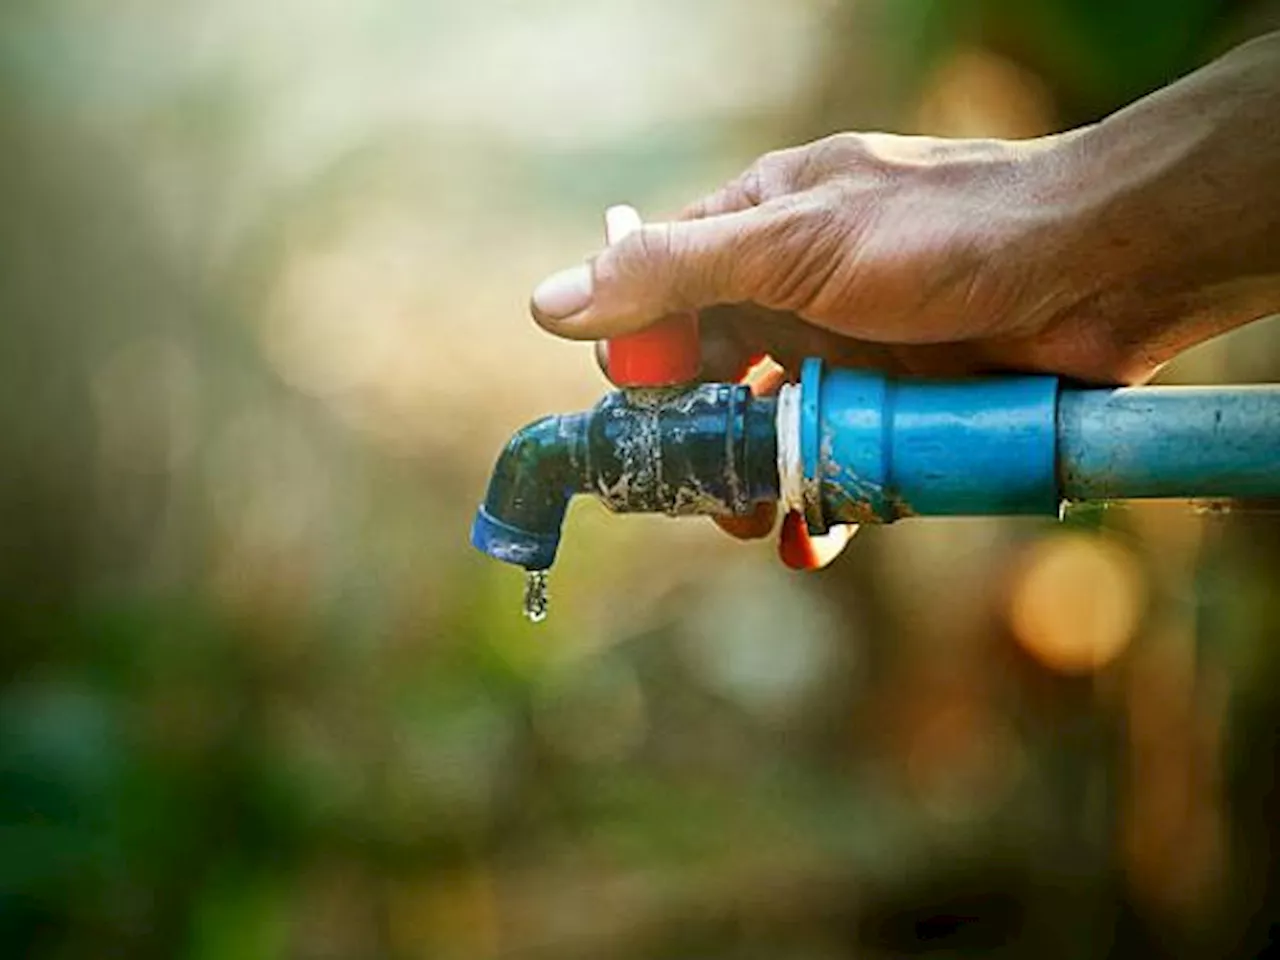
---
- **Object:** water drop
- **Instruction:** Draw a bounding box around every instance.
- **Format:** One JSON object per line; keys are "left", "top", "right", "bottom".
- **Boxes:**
{"left": 523, "top": 569, "right": 549, "bottom": 623}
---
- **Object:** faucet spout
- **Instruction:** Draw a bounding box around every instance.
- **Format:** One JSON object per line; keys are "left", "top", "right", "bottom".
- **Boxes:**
{"left": 470, "top": 411, "right": 590, "bottom": 570}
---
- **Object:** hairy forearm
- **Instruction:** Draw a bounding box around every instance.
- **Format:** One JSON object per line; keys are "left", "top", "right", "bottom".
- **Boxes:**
{"left": 1030, "top": 31, "right": 1280, "bottom": 375}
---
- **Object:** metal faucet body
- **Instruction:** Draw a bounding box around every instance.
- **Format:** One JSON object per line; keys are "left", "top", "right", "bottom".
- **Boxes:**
{"left": 471, "top": 383, "right": 778, "bottom": 570}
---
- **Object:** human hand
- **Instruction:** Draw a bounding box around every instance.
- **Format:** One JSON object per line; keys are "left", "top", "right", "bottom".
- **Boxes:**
{"left": 529, "top": 132, "right": 1154, "bottom": 552}
{"left": 530, "top": 131, "right": 1161, "bottom": 388}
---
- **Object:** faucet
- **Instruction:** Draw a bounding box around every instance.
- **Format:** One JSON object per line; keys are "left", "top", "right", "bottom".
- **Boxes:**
{"left": 471, "top": 382, "right": 780, "bottom": 572}
{"left": 472, "top": 207, "right": 1280, "bottom": 617}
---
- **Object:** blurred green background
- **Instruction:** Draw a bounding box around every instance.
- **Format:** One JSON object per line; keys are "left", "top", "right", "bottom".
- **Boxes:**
{"left": 3, "top": 1, "right": 1280, "bottom": 957}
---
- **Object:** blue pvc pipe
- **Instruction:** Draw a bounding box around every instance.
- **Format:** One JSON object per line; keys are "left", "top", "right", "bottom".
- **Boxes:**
{"left": 1058, "top": 385, "right": 1280, "bottom": 500}
{"left": 801, "top": 360, "right": 1059, "bottom": 523}
{"left": 800, "top": 359, "right": 1280, "bottom": 528}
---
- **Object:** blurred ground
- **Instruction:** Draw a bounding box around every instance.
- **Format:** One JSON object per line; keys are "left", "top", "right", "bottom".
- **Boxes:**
{"left": 2, "top": 1, "right": 1280, "bottom": 957}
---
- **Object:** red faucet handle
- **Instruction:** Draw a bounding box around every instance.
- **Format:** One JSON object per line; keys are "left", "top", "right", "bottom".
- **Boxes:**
{"left": 601, "top": 205, "right": 700, "bottom": 387}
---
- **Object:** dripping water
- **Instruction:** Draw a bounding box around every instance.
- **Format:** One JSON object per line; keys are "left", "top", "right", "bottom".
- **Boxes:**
{"left": 523, "top": 569, "right": 549, "bottom": 623}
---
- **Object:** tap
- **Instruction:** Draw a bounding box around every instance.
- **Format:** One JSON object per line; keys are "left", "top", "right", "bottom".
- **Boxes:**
{"left": 471, "top": 383, "right": 779, "bottom": 572}
{"left": 471, "top": 205, "right": 1280, "bottom": 618}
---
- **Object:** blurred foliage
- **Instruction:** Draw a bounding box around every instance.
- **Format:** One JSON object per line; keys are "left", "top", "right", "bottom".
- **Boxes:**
{"left": 1, "top": 1, "right": 1279, "bottom": 958}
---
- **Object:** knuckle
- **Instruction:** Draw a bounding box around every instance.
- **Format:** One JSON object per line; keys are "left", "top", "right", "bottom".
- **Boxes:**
{"left": 679, "top": 195, "right": 709, "bottom": 219}
{"left": 746, "top": 149, "right": 799, "bottom": 200}
{"left": 737, "top": 134, "right": 882, "bottom": 203}
{"left": 825, "top": 131, "right": 871, "bottom": 154}
{"left": 809, "top": 132, "right": 859, "bottom": 161}
{"left": 739, "top": 164, "right": 767, "bottom": 205}
{"left": 759, "top": 134, "right": 871, "bottom": 194}
{"left": 804, "top": 132, "right": 900, "bottom": 190}
{"left": 807, "top": 132, "right": 864, "bottom": 165}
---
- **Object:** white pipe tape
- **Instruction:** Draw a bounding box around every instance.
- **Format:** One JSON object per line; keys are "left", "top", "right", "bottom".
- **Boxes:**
{"left": 775, "top": 382, "right": 805, "bottom": 515}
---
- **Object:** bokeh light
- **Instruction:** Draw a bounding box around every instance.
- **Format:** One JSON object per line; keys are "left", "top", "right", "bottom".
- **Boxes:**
{"left": 1006, "top": 532, "right": 1146, "bottom": 675}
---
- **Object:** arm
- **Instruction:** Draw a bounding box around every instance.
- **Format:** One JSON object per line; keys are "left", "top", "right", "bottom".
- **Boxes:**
{"left": 1032, "top": 30, "right": 1280, "bottom": 379}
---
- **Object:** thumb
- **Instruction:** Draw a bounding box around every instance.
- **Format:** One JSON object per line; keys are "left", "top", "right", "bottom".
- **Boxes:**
{"left": 530, "top": 207, "right": 780, "bottom": 340}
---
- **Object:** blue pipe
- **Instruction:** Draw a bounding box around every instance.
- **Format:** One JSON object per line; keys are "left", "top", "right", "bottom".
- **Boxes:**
{"left": 800, "top": 359, "right": 1280, "bottom": 530}
{"left": 799, "top": 360, "right": 1059, "bottom": 525}
{"left": 1058, "top": 385, "right": 1280, "bottom": 501}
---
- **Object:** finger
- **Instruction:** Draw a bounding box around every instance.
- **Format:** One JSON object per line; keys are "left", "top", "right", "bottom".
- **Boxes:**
{"left": 698, "top": 306, "right": 763, "bottom": 382}
{"left": 701, "top": 303, "right": 912, "bottom": 378}
{"left": 679, "top": 181, "right": 758, "bottom": 221}
{"left": 679, "top": 169, "right": 764, "bottom": 220}
{"left": 530, "top": 205, "right": 787, "bottom": 340}
{"left": 594, "top": 339, "right": 610, "bottom": 381}
{"left": 678, "top": 148, "right": 800, "bottom": 220}
{"left": 742, "top": 357, "right": 788, "bottom": 397}
{"left": 683, "top": 140, "right": 844, "bottom": 223}
{"left": 714, "top": 501, "right": 778, "bottom": 541}
{"left": 779, "top": 511, "right": 857, "bottom": 571}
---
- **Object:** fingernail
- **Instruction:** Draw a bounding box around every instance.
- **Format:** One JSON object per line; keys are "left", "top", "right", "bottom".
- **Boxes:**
{"left": 532, "top": 264, "right": 593, "bottom": 321}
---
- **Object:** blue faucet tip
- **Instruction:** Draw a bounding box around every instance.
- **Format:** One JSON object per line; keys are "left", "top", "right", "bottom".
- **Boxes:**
{"left": 470, "top": 505, "right": 560, "bottom": 570}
